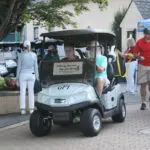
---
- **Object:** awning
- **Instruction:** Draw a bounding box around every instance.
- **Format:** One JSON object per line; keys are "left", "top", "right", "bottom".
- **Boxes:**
{"left": 137, "top": 19, "right": 150, "bottom": 32}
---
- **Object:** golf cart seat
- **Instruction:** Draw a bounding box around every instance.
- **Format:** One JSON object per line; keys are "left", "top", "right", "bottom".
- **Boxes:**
{"left": 102, "top": 56, "right": 115, "bottom": 94}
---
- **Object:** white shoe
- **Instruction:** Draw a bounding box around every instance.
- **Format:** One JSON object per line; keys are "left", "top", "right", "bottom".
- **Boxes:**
{"left": 29, "top": 109, "right": 34, "bottom": 114}
{"left": 21, "top": 109, "right": 26, "bottom": 115}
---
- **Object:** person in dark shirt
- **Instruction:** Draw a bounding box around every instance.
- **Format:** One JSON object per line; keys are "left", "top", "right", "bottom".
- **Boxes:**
{"left": 62, "top": 45, "right": 79, "bottom": 60}
{"left": 43, "top": 45, "right": 59, "bottom": 61}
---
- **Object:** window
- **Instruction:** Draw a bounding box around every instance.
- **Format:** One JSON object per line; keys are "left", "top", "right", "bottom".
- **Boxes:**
{"left": 127, "top": 29, "right": 136, "bottom": 40}
{"left": 34, "top": 27, "right": 39, "bottom": 40}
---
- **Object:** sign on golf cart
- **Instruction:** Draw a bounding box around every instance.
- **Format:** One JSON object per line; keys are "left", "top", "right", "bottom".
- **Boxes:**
{"left": 53, "top": 61, "right": 83, "bottom": 75}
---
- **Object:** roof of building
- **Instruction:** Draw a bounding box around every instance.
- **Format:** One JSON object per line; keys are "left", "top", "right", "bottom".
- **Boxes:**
{"left": 134, "top": 0, "right": 150, "bottom": 19}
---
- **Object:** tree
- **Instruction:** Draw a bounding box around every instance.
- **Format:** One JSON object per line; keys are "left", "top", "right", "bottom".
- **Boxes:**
{"left": 111, "top": 8, "right": 127, "bottom": 50}
{"left": 0, "top": 0, "right": 108, "bottom": 40}
{"left": 0, "top": 0, "right": 32, "bottom": 40}
{"left": 28, "top": 0, "right": 108, "bottom": 29}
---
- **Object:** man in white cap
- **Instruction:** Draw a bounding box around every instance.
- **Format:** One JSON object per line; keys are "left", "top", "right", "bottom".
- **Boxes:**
{"left": 87, "top": 41, "right": 109, "bottom": 96}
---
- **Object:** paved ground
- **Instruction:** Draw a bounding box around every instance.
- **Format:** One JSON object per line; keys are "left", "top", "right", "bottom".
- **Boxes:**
{"left": 0, "top": 103, "right": 150, "bottom": 150}
{"left": 0, "top": 113, "right": 29, "bottom": 128}
{"left": 0, "top": 83, "right": 150, "bottom": 150}
{"left": 0, "top": 83, "right": 140, "bottom": 128}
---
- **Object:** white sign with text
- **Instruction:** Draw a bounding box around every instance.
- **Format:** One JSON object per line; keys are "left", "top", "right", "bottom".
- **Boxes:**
{"left": 53, "top": 62, "right": 83, "bottom": 75}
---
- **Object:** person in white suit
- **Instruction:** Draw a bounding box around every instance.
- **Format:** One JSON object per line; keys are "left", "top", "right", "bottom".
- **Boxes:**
{"left": 16, "top": 40, "right": 39, "bottom": 115}
{"left": 118, "top": 37, "right": 137, "bottom": 94}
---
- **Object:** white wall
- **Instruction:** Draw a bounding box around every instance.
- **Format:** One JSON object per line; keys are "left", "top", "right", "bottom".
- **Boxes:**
{"left": 26, "top": 22, "right": 33, "bottom": 41}
{"left": 120, "top": 2, "right": 143, "bottom": 51}
{"left": 55, "top": 0, "right": 131, "bottom": 31}
{"left": 24, "top": 0, "right": 131, "bottom": 42}
{"left": 25, "top": 21, "right": 48, "bottom": 42}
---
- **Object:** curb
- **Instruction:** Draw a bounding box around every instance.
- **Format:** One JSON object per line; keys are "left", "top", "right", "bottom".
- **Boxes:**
{"left": 0, "top": 120, "right": 29, "bottom": 132}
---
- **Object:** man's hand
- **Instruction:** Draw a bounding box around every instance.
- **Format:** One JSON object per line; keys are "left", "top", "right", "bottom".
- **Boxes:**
{"left": 136, "top": 56, "right": 145, "bottom": 61}
{"left": 96, "top": 65, "right": 105, "bottom": 73}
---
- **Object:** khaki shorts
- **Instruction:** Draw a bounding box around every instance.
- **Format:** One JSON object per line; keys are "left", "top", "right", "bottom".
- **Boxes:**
{"left": 137, "top": 64, "right": 150, "bottom": 84}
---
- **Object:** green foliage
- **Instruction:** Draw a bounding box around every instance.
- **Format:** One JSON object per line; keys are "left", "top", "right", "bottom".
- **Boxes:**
{"left": 27, "top": 0, "right": 108, "bottom": 29}
{"left": 0, "top": 0, "right": 108, "bottom": 39}
{"left": 0, "top": 76, "right": 6, "bottom": 89}
{"left": 0, "top": 0, "right": 32, "bottom": 40}
{"left": 111, "top": 8, "right": 127, "bottom": 49}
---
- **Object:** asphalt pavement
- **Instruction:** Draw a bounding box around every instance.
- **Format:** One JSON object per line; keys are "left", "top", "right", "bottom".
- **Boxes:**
{"left": 0, "top": 83, "right": 150, "bottom": 150}
{"left": 0, "top": 83, "right": 142, "bottom": 128}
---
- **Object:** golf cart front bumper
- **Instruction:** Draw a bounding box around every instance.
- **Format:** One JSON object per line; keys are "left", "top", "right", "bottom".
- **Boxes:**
{"left": 35, "top": 101, "right": 93, "bottom": 123}
{"left": 35, "top": 101, "right": 91, "bottom": 112}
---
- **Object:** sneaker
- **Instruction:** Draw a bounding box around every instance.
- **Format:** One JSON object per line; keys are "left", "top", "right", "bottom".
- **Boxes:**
{"left": 21, "top": 109, "right": 26, "bottom": 115}
{"left": 123, "top": 91, "right": 134, "bottom": 95}
{"left": 140, "top": 103, "right": 146, "bottom": 110}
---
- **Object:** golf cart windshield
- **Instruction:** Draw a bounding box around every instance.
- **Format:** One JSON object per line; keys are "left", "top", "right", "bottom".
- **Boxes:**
{"left": 40, "top": 29, "right": 115, "bottom": 86}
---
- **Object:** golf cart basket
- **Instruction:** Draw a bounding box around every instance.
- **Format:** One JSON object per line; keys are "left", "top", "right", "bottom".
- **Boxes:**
{"left": 39, "top": 29, "right": 115, "bottom": 87}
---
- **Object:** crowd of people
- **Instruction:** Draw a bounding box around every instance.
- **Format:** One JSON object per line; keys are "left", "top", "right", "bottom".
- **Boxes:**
{"left": 15, "top": 27, "right": 150, "bottom": 115}
{"left": 117, "top": 28, "right": 150, "bottom": 110}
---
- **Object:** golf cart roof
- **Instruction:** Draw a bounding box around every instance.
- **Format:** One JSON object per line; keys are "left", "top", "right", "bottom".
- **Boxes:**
{"left": 40, "top": 29, "right": 115, "bottom": 47}
{"left": 41, "top": 29, "right": 115, "bottom": 37}
{"left": 32, "top": 39, "right": 63, "bottom": 49}
{"left": 34, "top": 39, "right": 63, "bottom": 44}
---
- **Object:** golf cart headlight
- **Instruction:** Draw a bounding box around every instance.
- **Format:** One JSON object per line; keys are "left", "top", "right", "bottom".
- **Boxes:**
{"left": 72, "top": 92, "right": 87, "bottom": 101}
{"left": 54, "top": 98, "right": 68, "bottom": 104}
{"left": 37, "top": 93, "right": 50, "bottom": 104}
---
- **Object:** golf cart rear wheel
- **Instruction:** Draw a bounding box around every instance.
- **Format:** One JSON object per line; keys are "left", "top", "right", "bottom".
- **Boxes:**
{"left": 30, "top": 110, "right": 52, "bottom": 137}
{"left": 80, "top": 108, "right": 102, "bottom": 137}
{"left": 112, "top": 99, "right": 126, "bottom": 122}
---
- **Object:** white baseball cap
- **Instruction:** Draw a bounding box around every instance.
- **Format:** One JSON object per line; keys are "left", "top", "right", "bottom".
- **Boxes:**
{"left": 23, "top": 40, "right": 31, "bottom": 48}
{"left": 48, "top": 45, "right": 55, "bottom": 51}
{"left": 88, "top": 41, "right": 100, "bottom": 47}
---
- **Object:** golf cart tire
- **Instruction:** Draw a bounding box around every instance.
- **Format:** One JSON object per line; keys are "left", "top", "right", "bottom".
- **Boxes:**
{"left": 112, "top": 99, "right": 126, "bottom": 123}
{"left": 30, "top": 110, "right": 52, "bottom": 137}
{"left": 80, "top": 108, "right": 102, "bottom": 137}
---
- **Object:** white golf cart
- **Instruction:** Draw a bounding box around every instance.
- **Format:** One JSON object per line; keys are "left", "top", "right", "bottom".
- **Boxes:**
{"left": 30, "top": 29, "right": 126, "bottom": 137}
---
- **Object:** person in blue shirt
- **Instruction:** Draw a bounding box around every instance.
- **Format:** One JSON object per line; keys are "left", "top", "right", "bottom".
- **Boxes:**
{"left": 87, "top": 41, "right": 110, "bottom": 96}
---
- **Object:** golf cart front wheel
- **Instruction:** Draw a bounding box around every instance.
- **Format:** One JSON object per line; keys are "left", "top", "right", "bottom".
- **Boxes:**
{"left": 30, "top": 110, "right": 52, "bottom": 137}
{"left": 80, "top": 108, "right": 102, "bottom": 137}
{"left": 112, "top": 99, "right": 126, "bottom": 122}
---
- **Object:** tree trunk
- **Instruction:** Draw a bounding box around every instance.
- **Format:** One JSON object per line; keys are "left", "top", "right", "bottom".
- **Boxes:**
{"left": 0, "top": 0, "right": 17, "bottom": 40}
{"left": 0, "top": 0, "right": 29, "bottom": 40}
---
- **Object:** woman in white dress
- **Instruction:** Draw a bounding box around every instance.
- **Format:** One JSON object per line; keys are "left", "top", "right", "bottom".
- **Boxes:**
{"left": 118, "top": 38, "right": 137, "bottom": 94}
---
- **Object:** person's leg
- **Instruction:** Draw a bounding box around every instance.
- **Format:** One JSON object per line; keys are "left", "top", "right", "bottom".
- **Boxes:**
{"left": 19, "top": 74, "right": 27, "bottom": 114}
{"left": 148, "top": 71, "right": 150, "bottom": 103}
{"left": 137, "top": 64, "right": 149, "bottom": 110}
{"left": 134, "top": 61, "right": 138, "bottom": 92}
{"left": 140, "top": 83, "right": 147, "bottom": 110}
{"left": 27, "top": 74, "right": 35, "bottom": 114}
{"left": 126, "top": 61, "right": 136, "bottom": 93}
{"left": 96, "top": 77, "right": 105, "bottom": 96}
{"left": 125, "top": 62, "right": 130, "bottom": 92}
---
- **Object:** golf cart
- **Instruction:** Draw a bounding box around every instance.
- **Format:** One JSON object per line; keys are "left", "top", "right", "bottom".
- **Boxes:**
{"left": 30, "top": 29, "right": 126, "bottom": 137}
